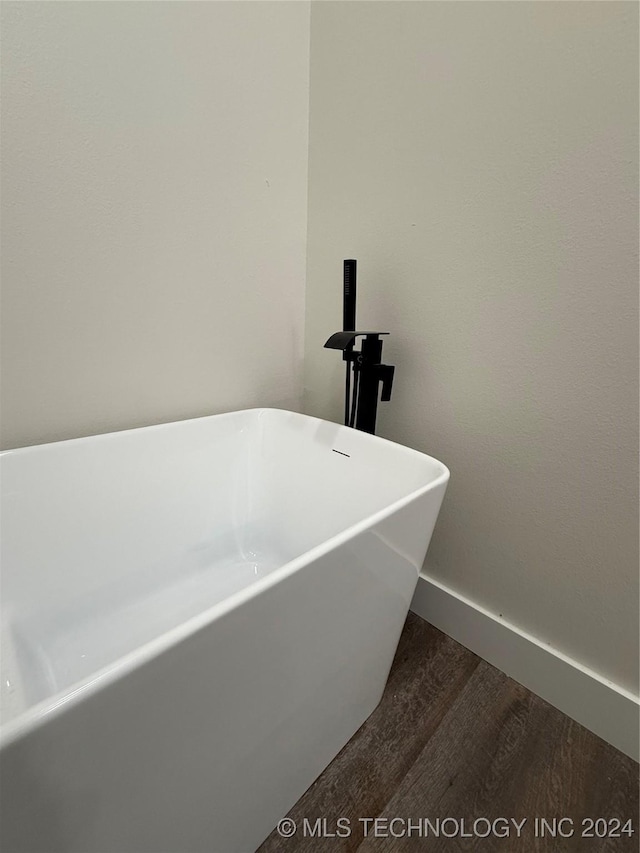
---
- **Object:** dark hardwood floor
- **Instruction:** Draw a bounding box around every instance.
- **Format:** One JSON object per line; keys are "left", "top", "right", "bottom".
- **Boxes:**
{"left": 259, "top": 613, "right": 639, "bottom": 853}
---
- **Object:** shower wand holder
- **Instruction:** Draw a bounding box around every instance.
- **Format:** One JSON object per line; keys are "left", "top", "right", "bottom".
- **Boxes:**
{"left": 324, "top": 331, "right": 395, "bottom": 433}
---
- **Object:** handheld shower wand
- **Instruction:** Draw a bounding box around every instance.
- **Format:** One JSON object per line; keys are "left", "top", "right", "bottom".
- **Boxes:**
{"left": 343, "top": 260, "right": 357, "bottom": 426}
{"left": 343, "top": 259, "right": 357, "bottom": 334}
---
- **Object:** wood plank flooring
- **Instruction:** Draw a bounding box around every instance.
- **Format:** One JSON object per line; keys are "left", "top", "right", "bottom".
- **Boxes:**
{"left": 258, "top": 612, "right": 639, "bottom": 853}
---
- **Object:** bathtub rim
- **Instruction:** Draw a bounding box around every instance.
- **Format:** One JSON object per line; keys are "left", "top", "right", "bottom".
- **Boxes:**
{"left": 0, "top": 407, "right": 449, "bottom": 749}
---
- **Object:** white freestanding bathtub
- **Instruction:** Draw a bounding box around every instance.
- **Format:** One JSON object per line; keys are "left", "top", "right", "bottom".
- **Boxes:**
{"left": 0, "top": 408, "right": 448, "bottom": 853}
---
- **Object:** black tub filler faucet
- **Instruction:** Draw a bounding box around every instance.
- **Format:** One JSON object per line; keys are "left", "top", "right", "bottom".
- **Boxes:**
{"left": 324, "top": 260, "right": 395, "bottom": 435}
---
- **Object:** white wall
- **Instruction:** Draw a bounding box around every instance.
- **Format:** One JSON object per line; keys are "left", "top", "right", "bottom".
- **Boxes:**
{"left": 1, "top": 1, "right": 310, "bottom": 449}
{"left": 304, "top": 1, "right": 639, "bottom": 695}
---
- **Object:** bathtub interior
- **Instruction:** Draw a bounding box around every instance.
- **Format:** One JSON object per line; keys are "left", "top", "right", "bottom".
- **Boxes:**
{"left": 0, "top": 409, "right": 446, "bottom": 728}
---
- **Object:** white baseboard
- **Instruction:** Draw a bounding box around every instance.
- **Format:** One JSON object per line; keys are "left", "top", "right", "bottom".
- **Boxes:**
{"left": 410, "top": 573, "right": 639, "bottom": 762}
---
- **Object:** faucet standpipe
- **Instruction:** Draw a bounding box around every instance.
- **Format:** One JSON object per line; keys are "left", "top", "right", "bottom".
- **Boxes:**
{"left": 324, "top": 331, "right": 395, "bottom": 435}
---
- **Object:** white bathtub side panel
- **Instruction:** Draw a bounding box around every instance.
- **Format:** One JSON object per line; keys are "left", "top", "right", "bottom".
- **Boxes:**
{"left": 0, "top": 492, "right": 442, "bottom": 853}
